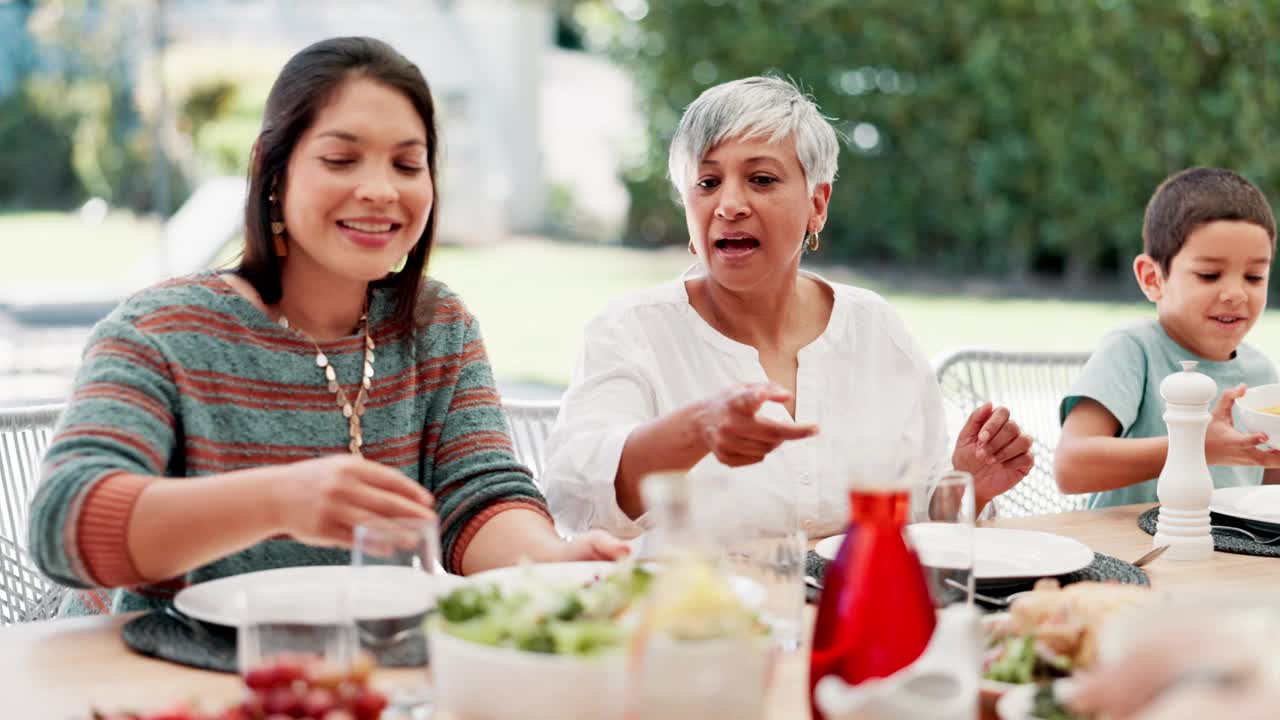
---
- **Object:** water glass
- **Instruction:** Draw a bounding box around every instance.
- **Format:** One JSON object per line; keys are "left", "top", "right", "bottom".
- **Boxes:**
{"left": 237, "top": 581, "right": 357, "bottom": 679}
{"left": 723, "top": 527, "right": 807, "bottom": 651}
{"left": 909, "top": 470, "right": 975, "bottom": 608}
{"left": 351, "top": 516, "right": 441, "bottom": 718}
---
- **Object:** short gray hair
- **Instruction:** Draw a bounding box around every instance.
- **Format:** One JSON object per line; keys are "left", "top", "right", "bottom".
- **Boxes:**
{"left": 668, "top": 76, "right": 839, "bottom": 197}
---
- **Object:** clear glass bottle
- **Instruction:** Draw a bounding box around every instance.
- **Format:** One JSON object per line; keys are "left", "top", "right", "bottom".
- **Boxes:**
{"left": 626, "top": 471, "right": 772, "bottom": 720}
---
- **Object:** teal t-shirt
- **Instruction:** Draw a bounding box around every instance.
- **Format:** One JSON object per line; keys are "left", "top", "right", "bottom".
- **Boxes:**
{"left": 1060, "top": 318, "right": 1278, "bottom": 509}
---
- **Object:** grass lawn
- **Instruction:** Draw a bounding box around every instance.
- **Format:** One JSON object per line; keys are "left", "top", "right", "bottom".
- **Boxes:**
{"left": 7, "top": 210, "right": 1280, "bottom": 389}
{"left": 0, "top": 211, "right": 164, "bottom": 287}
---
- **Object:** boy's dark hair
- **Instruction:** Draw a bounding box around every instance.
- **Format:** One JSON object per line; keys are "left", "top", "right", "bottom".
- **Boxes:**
{"left": 1143, "top": 167, "right": 1276, "bottom": 272}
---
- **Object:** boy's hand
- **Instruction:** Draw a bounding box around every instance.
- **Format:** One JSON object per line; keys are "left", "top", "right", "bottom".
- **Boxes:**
{"left": 952, "top": 402, "right": 1034, "bottom": 509}
{"left": 1205, "top": 384, "right": 1280, "bottom": 466}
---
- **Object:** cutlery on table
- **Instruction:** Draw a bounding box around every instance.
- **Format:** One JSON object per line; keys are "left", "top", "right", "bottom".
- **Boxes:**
{"left": 941, "top": 577, "right": 1031, "bottom": 609}
{"left": 1131, "top": 544, "right": 1170, "bottom": 568}
{"left": 947, "top": 544, "right": 1170, "bottom": 609}
{"left": 163, "top": 604, "right": 216, "bottom": 643}
{"left": 1211, "top": 526, "right": 1280, "bottom": 544}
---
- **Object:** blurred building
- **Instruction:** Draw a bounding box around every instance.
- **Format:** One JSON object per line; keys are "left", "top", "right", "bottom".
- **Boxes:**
{"left": 167, "top": 0, "right": 553, "bottom": 241}
{"left": 0, "top": 0, "right": 637, "bottom": 405}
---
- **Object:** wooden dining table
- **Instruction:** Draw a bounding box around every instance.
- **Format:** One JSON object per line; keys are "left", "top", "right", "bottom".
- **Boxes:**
{"left": 9, "top": 502, "right": 1280, "bottom": 719}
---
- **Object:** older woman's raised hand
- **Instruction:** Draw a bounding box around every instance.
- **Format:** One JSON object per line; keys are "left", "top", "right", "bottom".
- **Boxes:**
{"left": 695, "top": 383, "right": 819, "bottom": 467}
{"left": 951, "top": 402, "right": 1033, "bottom": 508}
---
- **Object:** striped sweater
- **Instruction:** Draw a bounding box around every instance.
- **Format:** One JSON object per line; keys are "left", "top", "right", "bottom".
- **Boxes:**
{"left": 29, "top": 271, "right": 549, "bottom": 615}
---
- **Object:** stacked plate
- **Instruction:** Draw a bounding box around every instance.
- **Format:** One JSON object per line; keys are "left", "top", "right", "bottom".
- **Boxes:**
{"left": 814, "top": 526, "right": 1095, "bottom": 589}
{"left": 1210, "top": 486, "right": 1280, "bottom": 534}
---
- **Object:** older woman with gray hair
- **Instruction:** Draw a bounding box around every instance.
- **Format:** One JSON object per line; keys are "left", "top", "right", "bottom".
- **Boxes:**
{"left": 543, "top": 76, "right": 1032, "bottom": 539}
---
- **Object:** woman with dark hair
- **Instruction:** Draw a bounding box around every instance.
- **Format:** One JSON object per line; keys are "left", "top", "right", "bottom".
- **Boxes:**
{"left": 29, "top": 36, "right": 624, "bottom": 616}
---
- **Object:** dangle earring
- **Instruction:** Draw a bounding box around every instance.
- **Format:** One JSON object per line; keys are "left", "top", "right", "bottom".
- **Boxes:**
{"left": 806, "top": 230, "right": 821, "bottom": 253}
{"left": 269, "top": 187, "right": 287, "bottom": 258}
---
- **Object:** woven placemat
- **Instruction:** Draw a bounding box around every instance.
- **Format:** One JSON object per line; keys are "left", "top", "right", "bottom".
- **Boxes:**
{"left": 123, "top": 609, "right": 428, "bottom": 673}
{"left": 806, "top": 549, "right": 1149, "bottom": 605}
{"left": 1138, "top": 506, "right": 1280, "bottom": 558}
{"left": 122, "top": 610, "right": 237, "bottom": 672}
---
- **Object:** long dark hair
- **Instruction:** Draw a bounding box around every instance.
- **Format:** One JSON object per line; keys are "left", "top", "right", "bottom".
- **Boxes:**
{"left": 238, "top": 36, "right": 440, "bottom": 330}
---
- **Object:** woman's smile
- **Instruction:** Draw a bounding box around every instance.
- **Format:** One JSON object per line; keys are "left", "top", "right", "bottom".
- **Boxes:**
{"left": 336, "top": 216, "right": 402, "bottom": 249}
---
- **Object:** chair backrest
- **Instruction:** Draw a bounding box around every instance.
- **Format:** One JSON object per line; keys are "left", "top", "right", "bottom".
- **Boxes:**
{"left": 0, "top": 398, "right": 563, "bottom": 623}
{"left": 500, "top": 398, "right": 560, "bottom": 485}
{"left": 0, "top": 403, "right": 64, "bottom": 623}
{"left": 934, "top": 349, "right": 1092, "bottom": 517}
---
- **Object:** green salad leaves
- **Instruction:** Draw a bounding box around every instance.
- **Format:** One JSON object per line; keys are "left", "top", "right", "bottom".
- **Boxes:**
{"left": 435, "top": 565, "right": 653, "bottom": 657}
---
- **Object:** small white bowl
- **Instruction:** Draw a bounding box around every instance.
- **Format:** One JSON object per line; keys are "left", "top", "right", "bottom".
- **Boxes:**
{"left": 1236, "top": 383, "right": 1280, "bottom": 447}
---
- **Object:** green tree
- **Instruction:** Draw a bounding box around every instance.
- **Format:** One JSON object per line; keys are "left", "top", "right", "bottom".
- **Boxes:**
{"left": 575, "top": 0, "right": 1280, "bottom": 289}
{"left": 21, "top": 0, "right": 189, "bottom": 212}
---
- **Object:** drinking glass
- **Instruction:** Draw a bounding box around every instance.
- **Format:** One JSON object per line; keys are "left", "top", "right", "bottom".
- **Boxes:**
{"left": 684, "top": 468, "right": 806, "bottom": 651}
{"left": 721, "top": 512, "right": 806, "bottom": 651}
{"left": 351, "top": 516, "right": 441, "bottom": 719}
{"left": 237, "top": 582, "right": 359, "bottom": 714}
{"left": 909, "top": 470, "right": 975, "bottom": 608}
{"left": 629, "top": 472, "right": 773, "bottom": 720}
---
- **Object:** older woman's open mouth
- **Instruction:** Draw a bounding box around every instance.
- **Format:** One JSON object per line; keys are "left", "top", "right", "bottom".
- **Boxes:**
{"left": 713, "top": 235, "right": 761, "bottom": 259}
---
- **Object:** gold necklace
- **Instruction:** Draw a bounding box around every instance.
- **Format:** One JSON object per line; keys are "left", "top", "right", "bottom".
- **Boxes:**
{"left": 277, "top": 309, "right": 376, "bottom": 456}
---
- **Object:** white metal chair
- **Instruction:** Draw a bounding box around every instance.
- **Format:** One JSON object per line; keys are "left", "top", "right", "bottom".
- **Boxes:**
{"left": 501, "top": 398, "right": 560, "bottom": 485}
{"left": 934, "top": 349, "right": 1092, "bottom": 517}
{"left": 0, "top": 403, "right": 68, "bottom": 623}
{"left": 0, "top": 398, "right": 561, "bottom": 623}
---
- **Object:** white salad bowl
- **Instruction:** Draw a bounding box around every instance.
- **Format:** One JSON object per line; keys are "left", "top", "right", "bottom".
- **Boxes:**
{"left": 429, "top": 625, "right": 626, "bottom": 720}
{"left": 427, "top": 561, "right": 775, "bottom": 720}
{"left": 429, "top": 625, "right": 774, "bottom": 720}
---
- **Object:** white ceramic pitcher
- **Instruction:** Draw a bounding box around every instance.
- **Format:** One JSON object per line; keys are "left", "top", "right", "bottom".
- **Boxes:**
{"left": 815, "top": 605, "right": 981, "bottom": 720}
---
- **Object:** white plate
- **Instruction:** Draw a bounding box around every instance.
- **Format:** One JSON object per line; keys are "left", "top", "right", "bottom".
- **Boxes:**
{"left": 1210, "top": 486, "right": 1280, "bottom": 527}
{"left": 175, "top": 565, "right": 457, "bottom": 628}
{"left": 814, "top": 526, "right": 1094, "bottom": 581}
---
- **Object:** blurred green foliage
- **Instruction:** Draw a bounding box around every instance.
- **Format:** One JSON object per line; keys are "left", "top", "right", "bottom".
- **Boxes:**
{"left": 0, "top": 80, "right": 80, "bottom": 209}
{"left": 575, "top": 0, "right": 1280, "bottom": 287}
{"left": 162, "top": 43, "right": 288, "bottom": 178}
{"left": 1, "top": 2, "right": 282, "bottom": 212}
{"left": 14, "top": 0, "right": 172, "bottom": 211}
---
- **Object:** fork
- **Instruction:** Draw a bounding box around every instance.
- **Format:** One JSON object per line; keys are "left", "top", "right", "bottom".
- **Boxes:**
{"left": 1212, "top": 525, "right": 1280, "bottom": 544}
{"left": 163, "top": 604, "right": 216, "bottom": 644}
{"left": 1131, "top": 543, "right": 1171, "bottom": 567}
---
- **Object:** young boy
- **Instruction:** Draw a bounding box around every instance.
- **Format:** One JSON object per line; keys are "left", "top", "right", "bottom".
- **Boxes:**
{"left": 1057, "top": 167, "right": 1280, "bottom": 507}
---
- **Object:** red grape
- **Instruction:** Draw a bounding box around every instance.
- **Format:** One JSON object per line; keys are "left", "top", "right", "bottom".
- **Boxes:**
{"left": 98, "top": 654, "right": 390, "bottom": 720}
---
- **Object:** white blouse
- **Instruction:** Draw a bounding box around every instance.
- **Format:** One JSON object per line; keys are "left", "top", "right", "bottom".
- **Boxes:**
{"left": 543, "top": 267, "right": 952, "bottom": 540}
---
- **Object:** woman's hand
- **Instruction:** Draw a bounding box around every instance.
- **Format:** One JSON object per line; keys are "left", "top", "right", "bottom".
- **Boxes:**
{"left": 556, "top": 529, "right": 632, "bottom": 563}
{"left": 951, "top": 402, "right": 1033, "bottom": 509}
{"left": 694, "top": 383, "right": 818, "bottom": 467}
{"left": 269, "top": 455, "right": 435, "bottom": 547}
{"left": 1205, "top": 384, "right": 1280, "bottom": 466}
